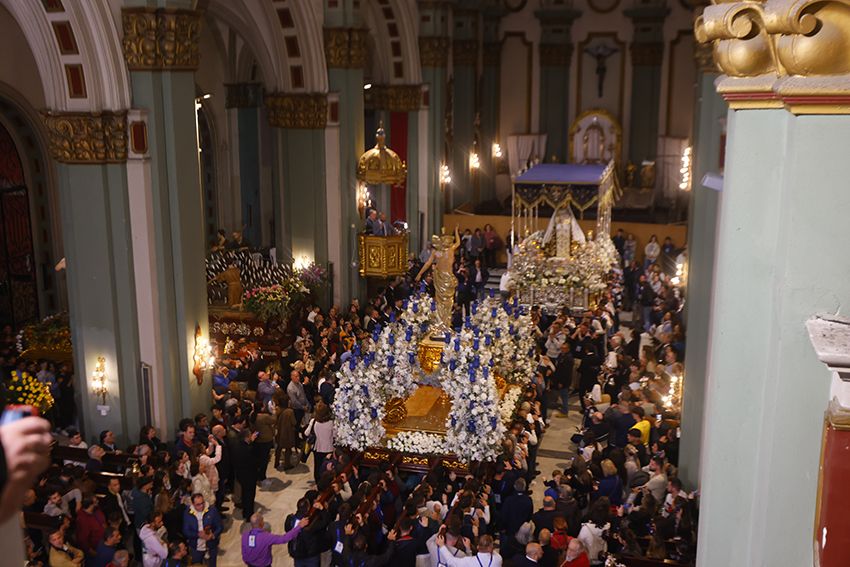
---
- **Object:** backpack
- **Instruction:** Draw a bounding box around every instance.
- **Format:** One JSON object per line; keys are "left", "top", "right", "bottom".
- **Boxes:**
{"left": 285, "top": 514, "right": 308, "bottom": 558}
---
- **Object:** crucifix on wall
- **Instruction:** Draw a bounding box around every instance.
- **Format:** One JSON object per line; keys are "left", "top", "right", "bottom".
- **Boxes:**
{"left": 584, "top": 43, "right": 619, "bottom": 98}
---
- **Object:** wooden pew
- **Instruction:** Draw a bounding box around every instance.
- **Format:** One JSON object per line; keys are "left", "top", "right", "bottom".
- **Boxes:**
{"left": 51, "top": 443, "right": 138, "bottom": 473}
{"left": 23, "top": 511, "right": 61, "bottom": 532}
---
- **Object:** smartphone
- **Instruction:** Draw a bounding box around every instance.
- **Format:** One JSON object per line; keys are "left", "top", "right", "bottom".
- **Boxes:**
{"left": 0, "top": 404, "right": 37, "bottom": 426}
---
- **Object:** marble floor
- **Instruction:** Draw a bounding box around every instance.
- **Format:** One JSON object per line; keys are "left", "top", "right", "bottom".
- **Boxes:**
{"left": 215, "top": 397, "right": 583, "bottom": 566}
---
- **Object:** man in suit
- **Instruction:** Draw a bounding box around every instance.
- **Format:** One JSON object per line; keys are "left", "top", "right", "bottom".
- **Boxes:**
{"left": 364, "top": 209, "right": 380, "bottom": 234}
{"left": 501, "top": 478, "right": 533, "bottom": 559}
{"left": 471, "top": 259, "right": 489, "bottom": 300}
{"left": 513, "top": 542, "right": 544, "bottom": 566}
{"left": 551, "top": 342, "right": 574, "bottom": 417}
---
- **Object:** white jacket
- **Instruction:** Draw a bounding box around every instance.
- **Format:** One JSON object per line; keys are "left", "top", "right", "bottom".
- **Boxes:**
{"left": 139, "top": 524, "right": 167, "bottom": 567}
{"left": 578, "top": 521, "right": 609, "bottom": 565}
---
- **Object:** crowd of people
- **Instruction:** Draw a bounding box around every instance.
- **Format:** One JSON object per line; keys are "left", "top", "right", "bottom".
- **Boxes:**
{"left": 4, "top": 222, "right": 695, "bottom": 567}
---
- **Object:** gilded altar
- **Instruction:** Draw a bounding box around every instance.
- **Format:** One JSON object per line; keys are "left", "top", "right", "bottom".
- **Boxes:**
{"left": 357, "top": 233, "right": 409, "bottom": 278}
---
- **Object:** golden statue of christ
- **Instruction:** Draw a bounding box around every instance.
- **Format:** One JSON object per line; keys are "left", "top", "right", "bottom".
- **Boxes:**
{"left": 415, "top": 226, "right": 460, "bottom": 337}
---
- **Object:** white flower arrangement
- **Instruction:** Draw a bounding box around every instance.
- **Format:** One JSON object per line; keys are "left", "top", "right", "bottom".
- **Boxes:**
{"left": 509, "top": 231, "right": 620, "bottom": 303}
{"left": 387, "top": 431, "right": 446, "bottom": 454}
{"left": 333, "top": 291, "right": 536, "bottom": 463}
{"left": 499, "top": 386, "right": 524, "bottom": 422}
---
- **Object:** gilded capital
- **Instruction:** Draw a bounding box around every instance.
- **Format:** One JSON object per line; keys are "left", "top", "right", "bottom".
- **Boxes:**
{"left": 420, "top": 37, "right": 450, "bottom": 67}
{"left": 324, "top": 28, "right": 368, "bottom": 69}
{"left": 539, "top": 43, "right": 574, "bottom": 67}
{"left": 41, "top": 112, "right": 128, "bottom": 164}
{"left": 367, "top": 85, "right": 423, "bottom": 112}
{"left": 265, "top": 93, "right": 328, "bottom": 129}
{"left": 453, "top": 39, "right": 478, "bottom": 66}
{"left": 695, "top": 0, "right": 850, "bottom": 113}
{"left": 122, "top": 8, "right": 201, "bottom": 71}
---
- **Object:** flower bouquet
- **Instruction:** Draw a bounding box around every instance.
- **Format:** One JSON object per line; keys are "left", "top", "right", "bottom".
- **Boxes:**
{"left": 3, "top": 370, "right": 54, "bottom": 413}
{"left": 242, "top": 285, "right": 291, "bottom": 322}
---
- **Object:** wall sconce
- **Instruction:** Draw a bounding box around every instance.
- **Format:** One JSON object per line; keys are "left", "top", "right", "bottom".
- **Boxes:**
{"left": 91, "top": 356, "right": 107, "bottom": 405}
{"left": 679, "top": 146, "right": 692, "bottom": 191}
{"left": 492, "top": 142, "right": 503, "bottom": 159}
{"left": 192, "top": 325, "right": 214, "bottom": 385}
{"left": 293, "top": 254, "right": 313, "bottom": 271}
{"left": 356, "top": 182, "right": 372, "bottom": 219}
{"left": 439, "top": 163, "right": 452, "bottom": 185}
{"left": 469, "top": 151, "right": 481, "bottom": 170}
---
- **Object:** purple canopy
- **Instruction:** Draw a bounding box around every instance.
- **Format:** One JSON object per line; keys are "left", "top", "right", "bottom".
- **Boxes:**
{"left": 514, "top": 163, "right": 607, "bottom": 186}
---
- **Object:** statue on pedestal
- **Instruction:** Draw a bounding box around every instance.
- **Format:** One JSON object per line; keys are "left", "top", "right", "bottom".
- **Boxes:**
{"left": 415, "top": 226, "right": 460, "bottom": 337}
{"left": 209, "top": 264, "right": 243, "bottom": 307}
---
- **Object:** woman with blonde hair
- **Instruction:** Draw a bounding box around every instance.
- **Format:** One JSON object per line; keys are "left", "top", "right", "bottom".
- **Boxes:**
{"left": 593, "top": 459, "right": 623, "bottom": 505}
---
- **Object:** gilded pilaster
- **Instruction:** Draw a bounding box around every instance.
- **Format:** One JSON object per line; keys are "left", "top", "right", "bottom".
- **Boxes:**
{"left": 121, "top": 8, "right": 201, "bottom": 71}
{"left": 419, "top": 37, "right": 451, "bottom": 68}
{"left": 41, "top": 112, "right": 128, "bottom": 164}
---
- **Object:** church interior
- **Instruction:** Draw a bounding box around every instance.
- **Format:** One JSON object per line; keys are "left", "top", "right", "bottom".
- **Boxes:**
{"left": 0, "top": 0, "right": 848, "bottom": 566}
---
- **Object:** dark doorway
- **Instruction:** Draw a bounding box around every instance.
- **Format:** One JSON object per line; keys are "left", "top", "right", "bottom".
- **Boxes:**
{"left": 0, "top": 121, "right": 37, "bottom": 328}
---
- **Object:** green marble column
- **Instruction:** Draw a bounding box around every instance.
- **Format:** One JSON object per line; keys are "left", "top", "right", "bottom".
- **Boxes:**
{"left": 451, "top": 6, "right": 479, "bottom": 209}
{"left": 536, "top": 8, "right": 580, "bottom": 163}
{"left": 325, "top": 22, "right": 367, "bottom": 302}
{"left": 678, "top": 50, "right": 725, "bottom": 489}
{"left": 123, "top": 5, "right": 210, "bottom": 434}
{"left": 225, "top": 83, "right": 264, "bottom": 247}
{"left": 267, "top": 94, "right": 329, "bottom": 271}
{"left": 419, "top": 0, "right": 452, "bottom": 237}
{"left": 52, "top": 158, "right": 141, "bottom": 447}
{"left": 624, "top": 4, "right": 668, "bottom": 163}
{"left": 478, "top": 6, "right": 504, "bottom": 202}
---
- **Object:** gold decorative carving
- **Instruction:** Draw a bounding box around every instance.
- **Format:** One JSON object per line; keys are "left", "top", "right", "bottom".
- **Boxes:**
{"left": 324, "top": 28, "right": 368, "bottom": 69}
{"left": 539, "top": 43, "right": 574, "bottom": 67}
{"left": 417, "top": 337, "right": 444, "bottom": 375}
{"left": 630, "top": 42, "right": 664, "bottom": 66}
{"left": 367, "top": 85, "right": 423, "bottom": 112}
{"left": 453, "top": 39, "right": 478, "bottom": 66}
{"left": 121, "top": 8, "right": 201, "bottom": 71}
{"left": 420, "top": 37, "right": 450, "bottom": 67}
{"left": 265, "top": 93, "right": 328, "bottom": 129}
{"left": 41, "top": 112, "right": 128, "bottom": 164}
{"left": 384, "top": 397, "right": 408, "bottom": 424}
{"left": 357, "top": 233, "right": 409, "bottom": 278}
{"left": 695, "top": 0, "right": 850, "bottom": 113}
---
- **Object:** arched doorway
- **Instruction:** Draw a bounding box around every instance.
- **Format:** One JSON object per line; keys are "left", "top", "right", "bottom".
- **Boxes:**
{"left": 0, "top": 120, "right": 38, "bottom": 328}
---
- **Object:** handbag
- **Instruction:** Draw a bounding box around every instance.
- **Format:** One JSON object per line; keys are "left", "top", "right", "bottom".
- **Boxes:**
{"left": 300, "top": 419, "right": 316, "bottom": 462}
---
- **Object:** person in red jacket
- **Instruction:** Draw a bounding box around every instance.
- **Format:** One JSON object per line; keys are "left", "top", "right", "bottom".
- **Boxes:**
{"left": 561, "top": 537, "right": 590, "bottom": 567}
{"left": 75, "top": 496, "right": 107, "bottom": 558}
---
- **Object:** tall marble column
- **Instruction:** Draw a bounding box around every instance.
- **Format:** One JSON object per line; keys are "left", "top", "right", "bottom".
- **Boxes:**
{"left": 694, "top": 7, "right": 850, "bottom": 566}
{"left": 325, "top": 24, "right": 367, "bottom": 302}
{"left": 479, "top": 6, "right": 504, "bottom": 201}
{"left": 42, "top": 113, "right": 142, "bottom": 446}
{"left": 536, "top": 7, "right": 581, "bottom": 163}
{"left": 266, "top": 93, "right": 329, "bottom": 271}
{"left": 678, "top": 42, "right": 725, "bottom": 489}
{"left": 225, "top": 83, "right": 264, "bottom": 247}
{"left": 451, "top": 6, "right": 479, "bottom": 209}
{"left": 122, "top": 6, "right": 210, "bottom": 438}
{"left": 418, "top": 0, "right": 452, "bottom": 236}
{"left": 624, "top": 3, "right": 668, "bottom": 164}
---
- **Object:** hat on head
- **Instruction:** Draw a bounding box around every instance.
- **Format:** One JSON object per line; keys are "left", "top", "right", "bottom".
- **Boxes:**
{"left": 630, "top": 471, "right": 650, "bottom": 488}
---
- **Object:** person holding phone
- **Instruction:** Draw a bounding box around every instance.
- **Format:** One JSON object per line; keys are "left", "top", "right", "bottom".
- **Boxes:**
{"left": 0, "top": 404, "right": 53, "bottom": 564}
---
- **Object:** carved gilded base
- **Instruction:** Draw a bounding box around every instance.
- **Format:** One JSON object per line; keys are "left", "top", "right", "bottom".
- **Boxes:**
{"left": 417, "top": 336, "right": 445, "bottom": 374}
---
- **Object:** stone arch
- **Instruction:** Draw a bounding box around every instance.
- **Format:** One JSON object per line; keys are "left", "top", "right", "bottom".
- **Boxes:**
{"left": 201, "top": 0, "right": 327, "bottom": 93}
{"left": 363, "top": 0, "right": 422, "bottom": 85}
{"left": 0, "top": 0, "right": 130, "bottom": 112}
